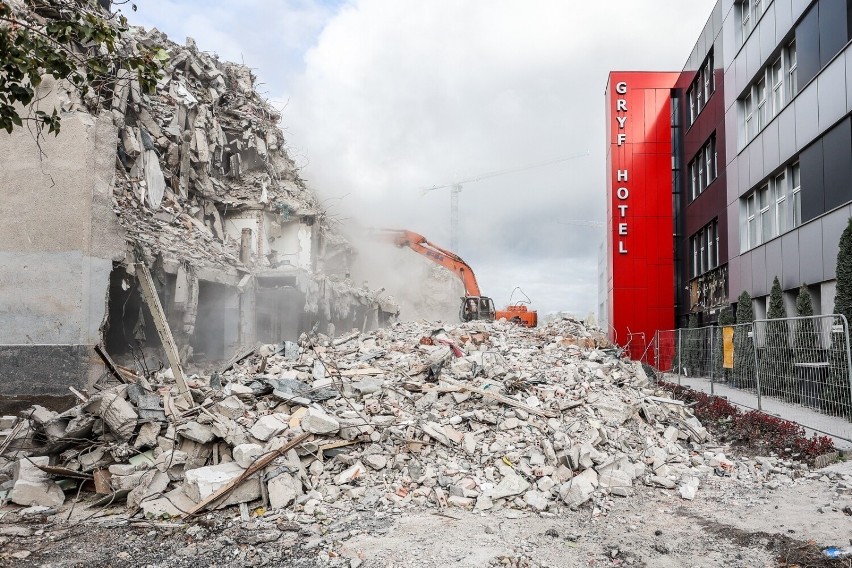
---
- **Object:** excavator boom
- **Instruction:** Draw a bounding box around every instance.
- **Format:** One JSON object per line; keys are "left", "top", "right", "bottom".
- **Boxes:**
{"left": 379, "top": 229, "right": 538, "bottom": 326}
{"left": 380, "top": 229, "right": 495, "bottom": 323}
{"left": 387, "top": 230, "right": 483, "bottom": 297}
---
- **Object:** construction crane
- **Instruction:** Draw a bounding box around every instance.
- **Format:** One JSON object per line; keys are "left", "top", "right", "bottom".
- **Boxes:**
{"left": 422, "top": 152, "right": 589, "bottom": 251}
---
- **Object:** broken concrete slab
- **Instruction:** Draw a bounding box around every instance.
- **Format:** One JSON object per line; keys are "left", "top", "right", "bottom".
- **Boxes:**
{"left": 301, "top": 408, "right": 340, "bottom": 435}
{"left": 176, "top": 421, "right": 215, "bottom": 444}
{"left": 9, "top": 457, "right": 65, "bottom": 508}
{"left": 267, "top": 472, "right": 303, "bottom": 509}
{"left": 184, "top": 461, "right": 261, "bottom": 507}
{"left": 233, "top": 443, "right": 263, "bottom": 468}
{"left": 250, "top": 414, "right": 288, "bottom": 442}
{"left": 491, "top": 470, "right": 530, "bottom": 500}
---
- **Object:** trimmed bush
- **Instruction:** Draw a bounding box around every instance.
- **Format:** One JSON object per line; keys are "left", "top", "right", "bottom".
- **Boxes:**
{"left": 827, "top": 218, "right": 852, "bottom": 417}
{"left": 764, "top": 277, "right": 792, "bottom": 399}
{"left": 733, "top": 290, "right": 755, "bottom": 389}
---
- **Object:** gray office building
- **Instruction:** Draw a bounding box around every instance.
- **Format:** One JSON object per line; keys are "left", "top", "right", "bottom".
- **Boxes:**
{"left": 673, "top": 0, "right": 852, "bottom": 325}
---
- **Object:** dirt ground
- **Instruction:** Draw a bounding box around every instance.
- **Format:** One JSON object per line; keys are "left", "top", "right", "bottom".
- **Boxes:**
{"left": 2, "top": 460, "right": 851, "bottom": 568}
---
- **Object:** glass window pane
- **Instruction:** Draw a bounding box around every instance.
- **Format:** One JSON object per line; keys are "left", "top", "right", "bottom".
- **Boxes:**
{"left": 749, "top": 217, "right": 758, "bottom": 247}
{"left": 793, "top": 191, "right": 801, "bottom": 227}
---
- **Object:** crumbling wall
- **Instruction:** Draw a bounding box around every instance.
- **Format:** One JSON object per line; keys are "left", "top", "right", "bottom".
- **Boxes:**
{"left": 0, "top": 78, "right": 126, "bottom": 409}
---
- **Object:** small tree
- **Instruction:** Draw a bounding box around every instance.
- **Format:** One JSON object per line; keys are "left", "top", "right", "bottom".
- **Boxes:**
{"left": 826, "top": 218, "right": 852, "bottom": 417}
{"left": 794, "top": 285, "right": 820, "bottom": 364}
{"left": 716, "top": 304, "right": 734, "bottom": 382}
{"left": 794, "top": 284, "right": 821, "bottom": 408}
{"left": 764, "top": 277, "right": 791, "bottom": 399}
{"left": 0, "top": 2, "right": 165, "bottom": 136}
{"left": 734, "top": 290, "right": 755, "bottom": 389}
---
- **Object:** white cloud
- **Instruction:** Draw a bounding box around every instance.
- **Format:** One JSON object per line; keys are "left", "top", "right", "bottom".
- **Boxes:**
{"left": 132, "top": 0, "right": 718, "bottom": 319}
{"left": 284, "top": 0, "right": 717, "bottom": 316}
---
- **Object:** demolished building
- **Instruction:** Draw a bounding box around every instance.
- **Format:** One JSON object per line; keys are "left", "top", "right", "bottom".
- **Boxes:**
{"left": 0, "top": 5, "right": 397, "bottom": 413}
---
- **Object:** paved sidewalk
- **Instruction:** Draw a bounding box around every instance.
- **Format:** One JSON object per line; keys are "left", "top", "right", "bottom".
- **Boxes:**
{"left": 665, "top": 374, "right": 852, "bottom": 450}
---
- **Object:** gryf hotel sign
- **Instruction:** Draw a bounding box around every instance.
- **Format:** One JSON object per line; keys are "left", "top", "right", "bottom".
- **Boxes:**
{"left": 612, "top": 80, "right": 629, "bottom": 255}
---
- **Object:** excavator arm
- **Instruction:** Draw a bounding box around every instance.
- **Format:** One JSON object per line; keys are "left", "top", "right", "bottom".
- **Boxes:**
{"left": 379, "top": 229, "right": 495, "bottom": 322}
{"left": 384, "top": 230, "right": 483, "bottom": 297}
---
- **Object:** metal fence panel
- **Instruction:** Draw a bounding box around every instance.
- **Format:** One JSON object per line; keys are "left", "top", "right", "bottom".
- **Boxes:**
{"left": 653, "top": 330, "right": 677, "bottom": 373}
{"left": 643, "top": 315, "right": 852, "bottom": 444}
{"left": 753, "top": 315, "right": 852, "bottom": 420}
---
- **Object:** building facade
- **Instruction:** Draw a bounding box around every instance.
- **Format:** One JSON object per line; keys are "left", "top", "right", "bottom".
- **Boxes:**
{"left": 605, "top": 72, "right": 679, "bottom": 360}
{"left": 604, "top": 0, "right": 852, "bottom": 348}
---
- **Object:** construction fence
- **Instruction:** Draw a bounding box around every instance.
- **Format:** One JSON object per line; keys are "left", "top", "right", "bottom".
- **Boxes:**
{"left": 646, "top": 315, "right": 852, "bottom": 443}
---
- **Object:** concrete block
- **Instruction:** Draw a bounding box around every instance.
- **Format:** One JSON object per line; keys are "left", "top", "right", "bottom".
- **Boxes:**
{"left": 99, "top": 390, "right": 138, "bottom": 441}
{"left": 301, "top": 408, "right": 340, "bottom": 435}
{"left": 233, "top": 443, "right": 263, "bottom": 468}
{"left": 250, "top": 414, "right": 288, "bottom": 441}
{"left": 267, "top": 472, "right": 303, "bottom": 509}
{"left": 335, "top": 461, "right": 366, "bottom": 485}
{"left": 9, "top": 457, "right": 65, "bottom": 507}
{"left": 176, "top": 421, "right": 215, "bottom": 444}
{"left": 127, "top": 470, "right": 169, "bottom": 509}
{"left": 490, "top": 471, "right": 530, "bottom": 499}
{"left": 184, "top": 462, "right": 261, "bottom": 507}
{"left": 214, "top": 395, "right": 245, "bottom": 419}
{"left": 141, "top": 487, "right": 198, "bottom": 518}
{"left": 559, "top": 468, "right": 598, "bottom": 507}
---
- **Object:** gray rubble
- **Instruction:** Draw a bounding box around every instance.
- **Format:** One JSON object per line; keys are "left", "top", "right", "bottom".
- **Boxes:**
{"left": 0, "top": 317, "right": 746, "bottom": 518}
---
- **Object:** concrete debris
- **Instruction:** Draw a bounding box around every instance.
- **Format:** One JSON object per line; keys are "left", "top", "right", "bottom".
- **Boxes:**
{"left": 9, "top": 316, "right": 798, "bottom": 521}
{"left": 90, "top": 20, "right": 400, "bottom": 326}
{"left": 9, "top": 457, "right": 65, "bottom": 508}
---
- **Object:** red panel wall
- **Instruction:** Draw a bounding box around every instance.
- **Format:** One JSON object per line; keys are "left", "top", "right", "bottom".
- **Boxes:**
{"left": 605, "top": 72, "right": 678, "bottom": 361}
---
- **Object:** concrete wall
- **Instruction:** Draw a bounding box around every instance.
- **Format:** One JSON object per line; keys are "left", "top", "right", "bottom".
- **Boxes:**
{"left": 0, "top": 78, "right": 125, "bottom": 407}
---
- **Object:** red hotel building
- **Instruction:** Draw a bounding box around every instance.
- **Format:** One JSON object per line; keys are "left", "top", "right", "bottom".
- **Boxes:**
{"left": 605, "top": 72, "right": 679, "bottom": 360}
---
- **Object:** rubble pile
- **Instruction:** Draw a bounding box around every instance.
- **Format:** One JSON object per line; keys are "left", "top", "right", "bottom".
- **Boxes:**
{"left": 8, "top": 0, "right": 397, "bottom": 326}
{"left": 0, "top": 317, "right": 747, "bottom": 520}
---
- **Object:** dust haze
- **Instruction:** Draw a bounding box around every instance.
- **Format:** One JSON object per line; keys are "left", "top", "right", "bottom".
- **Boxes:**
{"left": 343, "top": 226, "right": 465, "bottom": 323}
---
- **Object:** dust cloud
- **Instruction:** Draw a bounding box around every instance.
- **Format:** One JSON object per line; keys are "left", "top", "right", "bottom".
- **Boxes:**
{"left": 343, "top": 226, "right": 465, "bottom": 324}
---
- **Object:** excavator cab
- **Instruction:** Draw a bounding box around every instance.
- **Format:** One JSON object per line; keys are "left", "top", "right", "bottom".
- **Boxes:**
{"left": 460, "top": 295, "right": 496, "bottom": 322}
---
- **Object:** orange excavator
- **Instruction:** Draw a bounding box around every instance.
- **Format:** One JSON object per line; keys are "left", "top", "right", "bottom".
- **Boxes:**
{"left": 381, "top": 229, "right": 538, "bottom": 327}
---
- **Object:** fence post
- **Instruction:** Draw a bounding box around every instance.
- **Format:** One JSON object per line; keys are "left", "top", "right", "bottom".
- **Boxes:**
{"left": 710, "top": 325, "right": 715, "bottom": 396}
{"left": 751, "top": 321, "right": 762, "bottom": 411}
{"left": 676, "top": 329, "right": 682, "bottom": 386}
{"left": 654, "top": 329, "right": 660, "bottom": 369}
{"left": 840, "top": 315, "right": 852, "bottom": 418}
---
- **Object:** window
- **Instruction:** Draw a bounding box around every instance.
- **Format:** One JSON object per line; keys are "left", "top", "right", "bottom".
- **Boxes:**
{"left": 711, "top": 135, "right": 718, "bottom": 179}
{"left": 770, "top": 57, "right": 783, "bottom": 116}
{"left": 744, "top": 92, "right": 754, "bottom": 141}
{"left": 705, "top": 143, "right": 713, "bottom": 186}
{"left": 759, "top": 184, "right": 772, "bottom": 242}
{"left": 741, "top": 0, "right": 752, "bottom": 37}
{"left": 739, "top": 36, "right": 795, "bottom": 145}
{"left": 787, "top": 40, "right": 797, "bottom": 99}
{"left": 704, "top": 59, "right": 713, "bottom": 102}
{"left": 740, "top": 0, "right": 773, "bottom": 41}
{"left": 756, "top": 77, "right": 767, "bottom": 131}
{"left": 791, "top": 162, "right": 801, "bottom": 227}
{"left": 689, "top": 161, "right": 698, "bottom": 199}
{"left": 774, "top": 171, "right": 787, "bottom": 235}
{"left": 687, "top": 50, "right": 714, "bottom": 126}
{"left": 690, "top": 219, "right": 721, "bottom": 278}
{"left": 746, "top": 193, "right": 758, "bottom": 249}
{"left": 740, "top": 161, "right": 801, "bottom": 251}
{"left": 688, "top": 87, "right": 696, "bottom": 124}
{"left": 687, "top": 133, "right": 718, "bottom": 201}
{"left": 753, "top": 0, "right": 764, "bottom": 21}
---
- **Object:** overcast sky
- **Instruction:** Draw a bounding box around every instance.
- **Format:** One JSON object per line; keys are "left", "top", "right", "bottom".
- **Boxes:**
{"left": 132, "top": 0, "right": 717, "bottom": 317}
